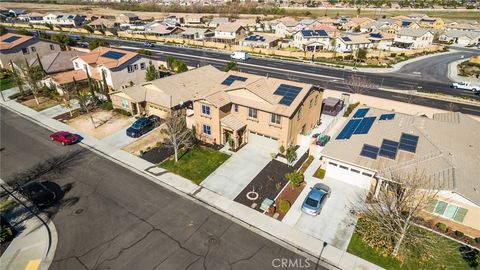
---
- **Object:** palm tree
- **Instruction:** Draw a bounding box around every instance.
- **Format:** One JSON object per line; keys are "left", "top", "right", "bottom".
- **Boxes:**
{"left": 75, "top": 89, "right": 95, "bottom": 127}
{"left": 22, "top": 60, "right": 45, "bottom": 105}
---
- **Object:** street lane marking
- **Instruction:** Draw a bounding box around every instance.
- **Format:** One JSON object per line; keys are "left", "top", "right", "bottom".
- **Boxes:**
{"left": 462, "top": 107, "right": 480, "bottom": 113}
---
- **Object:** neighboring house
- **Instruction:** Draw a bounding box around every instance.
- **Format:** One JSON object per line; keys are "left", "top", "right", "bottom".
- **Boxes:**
{"left": 116, "top": 13, "right": 139, "bottom": 24}
{"left": 293, "top": 29, "right": 330, "bottom": 51}
{"left": 181, "top": 28, "right": 214, "bottom": 40}
{"left": 43, "top": 13, "right": 84, "bottom": 27}
{"left": 29, "top": 50, "right": 86, "bottom": 74}
{"left": 322, "top": 108, "right": 480, "bottom": 237}
{"left": 393, "top": 28, "right": 434, "bottom": 49}
{"left": 17, "top": 12, "right": 44, "bottom": 23}
{"left": 274, "top": 18, "right": 302, "bottom": 37}
{"left": 446, "top": 22, "right": 480, "bottom": 32}
{"left": 335, "top": 35, "right": 372, "bottom": 52}
{"left": 71, "top": 47, "right": 154, "bottom": 91}
{"left": 316, "top": 17, "right": 337, "bottom": 26}
{"left": 240, "top": 34, "right": 279, "bottom": 48}
{"left": 344, "top": 17, "right": 374, "bottom": 32}
{"left": 364, "top": 18, "right": 398, "bottom": 33}
{"left": 439, "top": 30, "right": 480, "bottom": 46}
{"left": 183, "top": 14, "right": 204, "bottom": 26}
{"left": 368, "top": 31, "right": 395, "bottom": 50}
{"left": 192, "top": 68, "right": 323, "bottom": 149}
{"left": 213, "top": 22, "right": 246, "bottom": 43}
{"left": 0, "top": 33, "right": 61, "bottom": 69}
{"left": 88, "top": 18, "right": 120, "bottom": 30}
{"left": 164, "top": 15, "right": 184, "bottom": 26}
{"left": 207, "top": 17, "right": 229, "bottom": 28}
{"left": 397, "top": 20, "right": 421, "bottom": 29}
{"left": 299, "top": 19, "right": 319, "bottom": 28}
{"left": 110, "top": 65, "right": 220, "bottom": 118}
{"left": 8, "top": 9, "right": 26, "bottom": 17}
{"left": 144, "top": 23, "right": 184, "bottom": 36}
{"left": 418, "top": 17, "right": 445, "bottom": 29}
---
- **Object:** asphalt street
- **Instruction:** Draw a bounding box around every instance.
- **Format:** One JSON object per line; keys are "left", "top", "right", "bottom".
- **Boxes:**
{"left": 0, "top": 107, "right": 324, "bottom": 270}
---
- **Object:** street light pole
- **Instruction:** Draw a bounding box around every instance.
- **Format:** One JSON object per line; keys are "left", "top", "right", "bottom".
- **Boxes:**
{"left": 315, "top": 241, "right": 328, "bottom": 270}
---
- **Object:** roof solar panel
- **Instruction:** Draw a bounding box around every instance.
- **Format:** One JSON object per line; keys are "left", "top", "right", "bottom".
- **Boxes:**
{"left": 336, "top": 119, "right": 361, "bottom": 140}
{"left": 274, "top": 84, "right": 302, "bottom": 107}
{"left": 342, "top": 37, "right": 351, "bottom": 42}
{"left": 379, "top": 139, "right": 399, "bottom": 159}
{"left": 379, "top": 113, "right": 395, "bottom": 120}
{"left": 353, "top": 108, "right": 369, "bottom": 119}
{"left": 3, "top": 36, "right": 21, "bottom": 43}
{"left": 360, "top": 144, "right": 379, "bottom": 159}
{"left": 353, "top": 117, "right": 376, "bottom": 134}
{"left": 221, "top": 75, "right": 247, "bottom": 86}
{"left": 399, "top": 133, "right": 419, "bottom": 153}
{"left": 101, "top": 51, "right": 126, "bottom": 60}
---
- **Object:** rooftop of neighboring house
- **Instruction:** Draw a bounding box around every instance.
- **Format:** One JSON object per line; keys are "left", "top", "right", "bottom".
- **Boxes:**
{"left": 48, "top": 69, "right": 88, "bottom": 85}
{"left": 120, "top": 12, "right": 138, "bottom": 18}
{"left": 29, "top": 50, "right": 86, "bottom": 74}
{"left": 368, "top": 31, "right": 395, "bottom": 41}
{"left": 316, "top": 17, "right": 337, "bottom": 24}
{"left": 270, "top": 17, "right": 299, "bottom": 27}
{"left": 74, "top": 47, "right": 138, "bottom": 69}
{"left": 88, "top": 18, "right": 118, "bottom": 27}
{"left": 215, "top": 22, "right": 244, "bottom": 33}
{"left": 306, "top": 24, "right": 339, "bottom": 36}
{"left": 322, "top": 107, "right": 480, "bottom": 205}
{"left": 234, "top": 18, "right": 257, "bottom": 27}
{"left": 345, "top": 17, "right": 374, "bottom": 26}
{"left": 146, "top": 24, "right": 182, "bottom": 35}
{"left": 338, "top": 35, "right": 371, "bottom": 44}
{"left": 18, "top": 12, "right": 44, "bottom": 18}
{"left": 181, "top": 27, "right": 213, "bottom": 35}
{"left": 442, "top": 29, "right": 480, "bottom": 39}
{"left": 446, "top": 22, "right": 480, "bottom": 31}
{"left": 297, "top": 29, "right": 330, "bottom": 38}
{"left": 242, "top": 34, "right": 279, "bottom": 43}
{"left": 299, "top": 18, "right": 318, "bottom": 26}
{"left": 0, "top": 33, "right": 33, "bottom": 50}
{"left": 208, "top": 17, "right": 229, "bottom": 25}
{"left": 395, "top": 28, "right": 433, "bottom": 37}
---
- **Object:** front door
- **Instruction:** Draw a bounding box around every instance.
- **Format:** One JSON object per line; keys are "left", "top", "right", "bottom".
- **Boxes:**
{"left": 131, "top": 102, "right": 138, "bottom": 115}
{"left": 223, "top": 130, "right": 232, "bottom": 145}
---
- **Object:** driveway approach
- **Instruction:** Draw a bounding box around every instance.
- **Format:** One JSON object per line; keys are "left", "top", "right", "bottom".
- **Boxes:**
{"left": 0, "top": 107, "right": 321, "bottom": 270}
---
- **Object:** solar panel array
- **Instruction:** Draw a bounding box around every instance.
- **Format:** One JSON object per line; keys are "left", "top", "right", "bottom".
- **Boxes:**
{"left": 370, "top": 33, "right": 383, "bottom": 39}
{"left": 245, "top": 35, "right": 265, "bottom": 42}
{"left": 379, "top": 113, "right": 395, "bottom": 120}
{"left": 3, "top": 36, "right": 21, "bottom": 43}
{"left": 360, "top": 144, "right": 379, "bottom": 159}
{"left": 341, "top": 37, "right": 352, "bottom": 42}
{"left": 353, "top": 108, "right": 369, "bottom": 118}
{"left": 221, "top": 75, "right": 248, "bottom": 86}
{"left": 336, "top": 119, "right": 361, "bottom": 140}
{"left": 273, "top": 84, "right": 303, "bottom": 106}
{"left": 354, "top": 117, "right": 376, "bottom": 134}
{"left": 301, "top": 30, "right": 328, "bottom": 37}
{"left": 101, "top": 51, "right": 126, "bottom": 60}
{"left": 379, "top": 139, "right": 399, "bottom": 159}
{"left": 398, "top": 133, "right": 419, "bottom": 153}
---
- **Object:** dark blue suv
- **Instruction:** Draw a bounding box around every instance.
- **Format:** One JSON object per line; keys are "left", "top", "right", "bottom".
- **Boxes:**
{"left": 126, "top": 115, "right": 161, "bottom": 138}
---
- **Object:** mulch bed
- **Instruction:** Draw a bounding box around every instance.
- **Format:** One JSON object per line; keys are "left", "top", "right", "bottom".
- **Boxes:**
{"left": 234, "top": 160, "right": 294, "bottom": 212}
{"left": 140, "top": 145, "right": 175, "bottom": 164}
{"left": 269, "top": 182, "right": 306, "bottom": 221}
{"left": 53, "top": 108, "right": 84, "bottom": 122}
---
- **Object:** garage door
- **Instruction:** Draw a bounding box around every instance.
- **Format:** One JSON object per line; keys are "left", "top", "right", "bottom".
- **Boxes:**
{"left": 248, "top": 132, "right": 278, "bottom": 153}
{"left": 325, "top": 162, "right": 372, "bottom": 189}
{"left": 147, "top": 105, "right": 168, "bottom": 119}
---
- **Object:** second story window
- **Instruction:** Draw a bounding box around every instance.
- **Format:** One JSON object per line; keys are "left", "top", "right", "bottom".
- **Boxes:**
{"left": 297, "top": 106, "right": 302, "bottom": 120}
{"left": 234, "top": 104, "right": 238, "bottom": 112}
{"left": 248, "top": 107, "right": 257, "bottom": 119}
{"left": 309, "top": 99, "right": 313, "bottom": 108}
{"left": 74, "top": 62, "right": 79, "bottom": 69}
{"left": 127, "top": 65, "right": 134, "bottom": 73}
{"left": 202, "top": 124, "right": 211, "bottom": 135}
{"left": 201, "top": 104, "right": 210, "bottom": 116}
{"left": 134, "top": 64, "right": 138, "bottom": 70}
{"left": 49, "top": 44, "right": 55, "bottom": 50}
{"left": 270, "top": 113, "right": 281, "bottom": 125}
{"left": 30, "top": 46, "right": 36, "bottom": 52}
{"left": 22, "top": 48, "right": 29, "bottom": 55}
{"left": 140, "top": 62, "right": 145, "bottom": 70}
{"left": 314, "top": 95, "right": 318, "bottom": 105}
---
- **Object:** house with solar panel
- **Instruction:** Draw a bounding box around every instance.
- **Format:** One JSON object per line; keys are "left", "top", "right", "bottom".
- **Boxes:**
{"left": 71, "top": 47, "right": 154, "bottom": 91}
{"left": 367, "top": 31, "right": 395, "bottom": 50}
{"left": 43, "top": 13, "right": 84, "bottom": 27}
{"left": 192, "top": 68, "right": 323, "bottom": 150}
{"left": 0, "top": 33, "right": 61, "bottom": 69}
{"left": 240, "top": 34, "right": 279, "bottom": 49}
{"left": 321, "top": 107, "right": 480, "bottom": 237}
{"left": 335, "top": 35, "right": 372, "bottom": 52}
{"left": 393, "top": 29, "right": 434, "bottom": 49}
{"left": 293, "top": 29, "right": 331, "bottom": 52}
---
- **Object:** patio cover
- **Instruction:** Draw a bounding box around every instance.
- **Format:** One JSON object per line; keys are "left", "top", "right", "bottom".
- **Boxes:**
{"left": 221, "top": 114, "right": 246, "bottom": 131}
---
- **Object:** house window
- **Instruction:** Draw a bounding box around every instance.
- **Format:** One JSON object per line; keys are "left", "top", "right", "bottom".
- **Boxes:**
{"left": 329, "top": 162, "right": 337, "bottom": 166}
{"left": 121, "top": 99, "right": 129, "bottom": 109}
{"left": 351, "top": 169, "right": 360, "bottom": 174}
{"left": 314, "top": 95, "right": 318, "bottom": 105}
{"left": 134, "top": 64, "right": 138, "bottom": 70}
{"left": 83, "top": 64, "right": 88, "bottom": 71}
{"left": 234, "top": 104, "right": 238, "bottom": 112}
{"left": 50, "top": 44, "right": 55, "bottom": 50}
{"left": 297, "top": 106, "right": 302, "bottom": 120}
{"left": 248, "top": 107, "right": 257, "bottom": 119}
{"left": 201, "top": 104, "right": 210, "bottom": 115}
{"left": 127, "top": 65, "right": 134, "bottom": 73}
{"left": 202, "top": 124, "right": 211, "bottom": 135}
{"left": 74, "top": 62, "right": 79, "bottom": 69}
{"left": 140, "top": 62, "right": 146, "bottom": 70}
{"left": 427, "top": 200, "right": 468, "bottom": 223}
{"left": 309, "top": 99, "right": 313, "bottom": 108}
{"left": 362, "top": 172, "right": 372, "bottom": 177}
{"left": 30, "top": 46, "right": 36, "bottom": 52}
{"left": 339, "top": 165, "right": 349, "bottom": 170}
{"left": 270, "top": 113, "right": 281, "bottom": 125}
{"left": 22, "top": 48, "right": 29, "bottom": 54}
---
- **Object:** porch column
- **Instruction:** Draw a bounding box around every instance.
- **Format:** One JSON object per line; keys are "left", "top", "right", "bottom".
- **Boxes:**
{"left": 233, "top": 130, "right": 238, "bottom": 149}
{"left": 374, "top": 178, "right": 383, "bottom": 198}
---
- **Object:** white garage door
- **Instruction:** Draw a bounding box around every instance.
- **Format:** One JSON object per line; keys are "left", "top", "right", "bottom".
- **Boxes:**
{"left": 248, "top": 132, "right": 278, "bottom": 153}
{"left": 147, "top": 105, "right": 169, "bottom": 119}
{"left": 326, "top": 162, "right": 372, "bottom": 189}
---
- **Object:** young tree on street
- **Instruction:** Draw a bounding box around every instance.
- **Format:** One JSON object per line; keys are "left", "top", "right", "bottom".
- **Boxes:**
{"left": 223, "top": 60, "right": 238, "bottom": 72}
{"left": 161, "top": 112, "right": 193, "bottom": 162}
{"left": 145, "top": 62, "right": 159, "bottom": 81}
{"left": 345, "top": 75, "right": 377, "bottom": 95}
{"left": 101, "top": 70, "right": 111, "bottom": 102}
{"left": 88, "top": 39, "right": 109, "bottom": 50}
{"left": 285, "top": 145, "right": 297, "bottom": 167}
{"left": 22, "top": 60, "right": 45, "bottom": 105}
{"left": 76, "top": 89, "right": 95, "bottom": 127}
{"left": 9, "top": 60, "right": 25, "bottom": 97}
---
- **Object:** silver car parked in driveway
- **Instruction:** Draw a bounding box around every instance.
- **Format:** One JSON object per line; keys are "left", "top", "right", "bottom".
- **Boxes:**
{"left": 301, "top": 183, "right": 331, "bottom": 216}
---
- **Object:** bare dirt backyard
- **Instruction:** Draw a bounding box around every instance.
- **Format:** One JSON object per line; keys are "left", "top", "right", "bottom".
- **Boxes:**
{"left": 122, "top": 128, "right": 166, "bottom": 155}
{"left": 68, "top": 109, "right": 132, "bottom": 139}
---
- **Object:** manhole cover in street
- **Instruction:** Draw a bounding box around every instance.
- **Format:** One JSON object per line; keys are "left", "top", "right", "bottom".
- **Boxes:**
{"left": 73, "top": 208, "right": 84, "bottom": 215}
{"left": 207, "top": 235, "right": 218, "bottom": 246}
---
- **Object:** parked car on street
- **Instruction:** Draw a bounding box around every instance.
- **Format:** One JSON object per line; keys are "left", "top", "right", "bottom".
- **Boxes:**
{"left": 451, "top": 81, "right": 479, "bottom": 92}
{"left": 20, "top": 182, "right": 57, "bottom": 208}
{"left": 50, "top": 131, "right": 78, "bottom": 146}
{"left": 144, "top": 42, "right": 155, "bottom": 47}
{"left": 301, "top": 183, "right": 331, "bottom": 216}
{"left": 126, "top": 115, "right": 161, "bottom": 138}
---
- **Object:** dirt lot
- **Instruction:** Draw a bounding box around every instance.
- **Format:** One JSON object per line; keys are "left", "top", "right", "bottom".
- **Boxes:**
{"left": 20, "top": 96, "right": 60, "bottom": 112}
{"left": 68, "top": 109, "right": 132, "bottom": 139}
{"left": 122, "top": 128, "right": 166, "bottom": 155}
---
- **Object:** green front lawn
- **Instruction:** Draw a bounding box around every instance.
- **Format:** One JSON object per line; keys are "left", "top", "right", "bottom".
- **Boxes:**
{"left": 0, "top": 76, "right": 16, "bottom": 91}
{"left": 159, "top": 146, "right": 230, "bottom": 184}
{"left": 348, "top": 229, "right": 476, "bottom": 270}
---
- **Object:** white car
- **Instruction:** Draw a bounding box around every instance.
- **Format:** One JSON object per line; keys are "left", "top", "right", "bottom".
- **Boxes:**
{"left": 230, "top": 51, "right": 249, "bottom": 60}
{"left": 451, "top": 82, "right": 479, "bottom": 92}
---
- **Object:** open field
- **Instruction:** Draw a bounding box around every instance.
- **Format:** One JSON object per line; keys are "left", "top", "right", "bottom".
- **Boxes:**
{"left": 1, "top": 2, "right": 479, "bottom": 21}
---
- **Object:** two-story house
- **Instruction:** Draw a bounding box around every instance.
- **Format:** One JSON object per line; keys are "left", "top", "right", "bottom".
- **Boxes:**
{"left": 213, "top": 22, "right": 246, "bottom": 43}
{"left": 43, "top": 13, "right": 83, "bottom": 27}
{"left": 116, "top": 13, "right": 140, "bottom": 24}
{"left": 335, "top": 35, "right": 372, "bottom": 52}
{"left": 273, "top": 18, "right": 303, "bottom": 37}
{"left": 71, "top": 47, "right": 154, "bottom": 91}
{"left": 0, "top": 33, "right": 61, "bottom": 69}
{"left": 293, "top": 29, "right": 331, "bottom": 51}
{"left": 393, "top": 29, "right": 434, "bottom": 49}
{"left": 17, "top": 12, "right": 45, "bottom": 24}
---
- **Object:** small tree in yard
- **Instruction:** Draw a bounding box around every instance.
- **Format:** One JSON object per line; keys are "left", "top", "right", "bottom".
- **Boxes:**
{"left": 101, "top": 70, "right": 111, "bottom": 103}
{"left": 223, "top": 60, "right": 238, "bottom": 72}
{"left": 286, "top": 171, "right": 303, "bottom": 189}
{"left": 9, "top": 60, "right": 25, "bottom": 97}
{"left": 145, "top": 62, "right": 159, "bottom": 81}
{"left": 161, "top": 112, "right": 193, "bottom": 162}
{"left": 355, "top": 168, "right": 442, "bottom": 264}
{"left": 345, "top": 75, "right": 377, "bottom": 95}
{"left": 22, "top": 60, "right": 45, "bottom": 105}
{"left": 285, "top": 145, "right": 297, "bottom": 167}
{"left": 75, "top": 85, "right": 95, "bottom": 127}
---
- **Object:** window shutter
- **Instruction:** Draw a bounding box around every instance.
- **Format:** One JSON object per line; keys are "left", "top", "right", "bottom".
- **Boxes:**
{"left": 453, "top": 208, "right": 468, "bottom": 223}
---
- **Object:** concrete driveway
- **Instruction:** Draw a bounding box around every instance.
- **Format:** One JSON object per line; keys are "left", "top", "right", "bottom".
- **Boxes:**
{"left": 283, "top": 171, "right": 366, "bottom": 251}
{"left": 201, "top": 137, "right": 277, "bottom": 200}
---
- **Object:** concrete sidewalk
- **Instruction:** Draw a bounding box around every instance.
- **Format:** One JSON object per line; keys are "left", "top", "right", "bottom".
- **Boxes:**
{"left": 1, "top": 97, "right": 383, "bottom": 270}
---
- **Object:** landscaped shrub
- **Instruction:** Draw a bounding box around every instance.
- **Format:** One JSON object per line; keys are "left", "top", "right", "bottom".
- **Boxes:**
{"left": 314, "top": 168, "right": 326, "bottom": 179}
{"left": 436, "top": 222, "right": 448, "bottom": 232}
{"left": 390, "top": 53, "right": 397, "bottom": 57}
{"left": 344, "top": 102, "right": 360, "bottom": 117}
{"left": 278, "top": 200, "right": 291, "bottom": 214}
{"left": 475, "top": 237, "right": 480, "bottom": 244}
{"left": 286, "top": 171, "right": 304, "bottom": 188}
{"left": 113, "top": 108, "right": 132, "bottom": 116}
{"left": 100, "top": 101, "right": 113, "bottom": 110}
{"left": 454, "top": 230, "right": 464, "bottom": 238}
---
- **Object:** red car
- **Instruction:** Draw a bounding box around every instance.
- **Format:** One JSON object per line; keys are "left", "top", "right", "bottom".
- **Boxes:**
{"left": 50, "top": 131, "right": 78, "bottom": 146}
